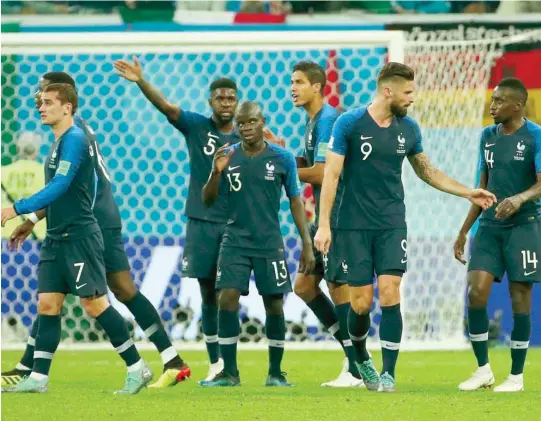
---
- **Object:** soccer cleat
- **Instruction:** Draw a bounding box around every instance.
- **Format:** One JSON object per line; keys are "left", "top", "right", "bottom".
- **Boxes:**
{"left": 114, "top": 360, "right": 153, "bottom": 395}
{"left": 2, "top": 375, "right": 47, "bottom": 393}
{"left": 265, "top": 372, "right": 293, "bottom": 387}
{"left": 204, "top": 358, "right": 224, "bottom": 382}
{"left": 458, "top": 364, "right": 495, "bottom": 391}
{"left": 321, "top": 358, "right": 364, "bottom": 388}
{"left": 377, "top": 372, "right": 396, "bottom": 392}
{"left": 198, "top": 370, "right": 240, "bottom": 387}
{"left": 148, "top": 364, "right": 191, "bottom": 388}
{"left": 356, "top": 359, "right": 380, "bottom": 391}
{"left": 494, "top": 374, "right": 524, "bottom": 392}
{"left": 1, "top": 368, "right": 30, "bottom": 387}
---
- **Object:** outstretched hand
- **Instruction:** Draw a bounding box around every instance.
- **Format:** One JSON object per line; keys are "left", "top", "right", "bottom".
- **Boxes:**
{"left": 468, "top": 189, "right": 497, "bottom": 210}
{"left": 114, "top": 56, "right": 143, "bottom": 83}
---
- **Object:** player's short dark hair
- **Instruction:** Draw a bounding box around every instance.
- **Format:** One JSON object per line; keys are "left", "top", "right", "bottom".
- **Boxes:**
{"left": 43, "top": 83, "right": 78, "bottom": 115}
{"left": 496, "top": 77, "right": 528, "bottom": 105}
{"left": 43, "top": 72, "right": 76, "bottom": 89}
{"left": 210, "top": 77, "right": 237, "bottom": 93}
{"left": 377, "top": 62, "right": 415, "bottom": 85}
{"left": 293, "top": 61, "right": 326, "bottom": 94}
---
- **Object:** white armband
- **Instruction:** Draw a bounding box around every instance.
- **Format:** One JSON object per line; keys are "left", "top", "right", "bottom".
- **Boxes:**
{"left": 28, "top": 213, "right": 40, "bottom": 224}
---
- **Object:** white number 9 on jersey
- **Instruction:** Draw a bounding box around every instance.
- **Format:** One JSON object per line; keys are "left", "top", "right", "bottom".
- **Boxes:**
{"left": 360, "top": 142, "right": 372, "bottom": 160}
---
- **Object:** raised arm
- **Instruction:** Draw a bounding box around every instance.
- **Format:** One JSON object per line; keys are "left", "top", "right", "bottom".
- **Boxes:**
{"left": 202, "top": 144, "right": 233, "bottom": 207}
{"left": 114, "top": 56, "right": 180, "bottom": 122}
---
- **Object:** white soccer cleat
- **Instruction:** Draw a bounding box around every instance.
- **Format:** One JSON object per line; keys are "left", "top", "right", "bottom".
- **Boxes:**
{"left": 494, "top": 374, "right": 524, "bottom": 392}
{"left": 204, "top": 358, "right": 224, "bottom": 382}
{"left": 321, "top": 358, "right": 365, "bottom": 388}
{"left": 458, "top": 364, "right": 495, "bottom": 391}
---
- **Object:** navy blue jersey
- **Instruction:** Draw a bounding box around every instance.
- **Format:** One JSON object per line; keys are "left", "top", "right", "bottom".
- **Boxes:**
{"left": 15, "top": 125, "right": 100, "bottom": 240}
{"left": 169, "top": 110, "right": 241, "bottom": 222}
{"left": 221, "top": 142, "right": 301, "bottom": 254}
{"left": 329, "top": 107, "right": 423, "bottom": 230}
{"left": 74, "top": 116, "right": 122, "bottom": 229}
{"left": 478, "top": 120, "right": 541, "bottom": 226}
{"left": 301, "top": 103, "right": 340, "bottom": 225}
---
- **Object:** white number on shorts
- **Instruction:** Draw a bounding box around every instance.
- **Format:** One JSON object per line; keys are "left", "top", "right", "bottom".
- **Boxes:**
{"left": 227, "top": 173, "right": 242, "bottom": 191}
{"left": 74, "top": 262, "right": 85, "bottom": 283}
{"left": 272, "top": 260, "right": 288, "bottom": 281}
{"left": 400, "top": 239, "right": 407, "bottom": 264}
{"left": 521, "top": 250, "right": 538, "bottom": 271}
{"left": 360, "top": 142, "right": 372, "bottom": 161}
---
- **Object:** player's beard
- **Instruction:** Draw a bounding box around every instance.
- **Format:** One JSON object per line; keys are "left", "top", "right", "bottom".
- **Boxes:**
{"left": 390, "top": 102, "right": 408, "bottom": 118}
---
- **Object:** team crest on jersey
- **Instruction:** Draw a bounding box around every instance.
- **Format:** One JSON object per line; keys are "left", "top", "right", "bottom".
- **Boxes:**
{"left": 514, "top": 141, "right": 526, "bottom": 161}
{"left": 397, "top": 133, "right": 406, "bottom": 154}
{"left": 181, "top": 257, "right": 188, "bottom": 271}
{"left": 89, "top": 145, "right": 94, "bottom": 157}
{"left": 307, "top": 130, "right": 313, "bottom": 149}
{"left": 216, "top": 267, "right": 222, "bottom": 282}
{"left": 341, "top": 261, "right": 348, "bottom": 274}
{"left": 49, "top": 148, "right": 58, "bottom": 168}
{"left": 265, "top": 162, "right": 275, "bottom": 181}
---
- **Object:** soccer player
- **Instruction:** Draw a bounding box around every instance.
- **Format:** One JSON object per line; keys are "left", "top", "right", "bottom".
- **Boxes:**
{"left": 289, "top": 61, "right": 362, "bottom": 387}
{"left": 1, "top": 83, "right": 152, "bottom": 394}
{"left": 455, "top": 78, "right": 541, "bottom": 392}
{"left": 114, "top": 57, "right": 241, "bottom": 380}
{"left": 314, "top": 62, "right": 497, "bottom": 392}
{"left": 1, "top": 72, "right": 189, "bottom": 389}
{"left": 199, "top": 101, "right": 315, "bottom": 387}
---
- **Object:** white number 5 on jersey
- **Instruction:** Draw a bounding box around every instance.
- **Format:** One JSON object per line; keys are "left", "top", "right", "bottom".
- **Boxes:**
{"left": 204, "top": 135, "right": 219, "bottom": 156}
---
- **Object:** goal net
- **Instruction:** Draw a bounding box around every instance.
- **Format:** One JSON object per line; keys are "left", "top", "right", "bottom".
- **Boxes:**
{"left": 1, "top": 29, "right": 520, "bottom": 350}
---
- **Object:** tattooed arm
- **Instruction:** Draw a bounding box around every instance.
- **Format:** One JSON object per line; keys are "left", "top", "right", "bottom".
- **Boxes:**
{"left": 408, "top": 152, "right": 496, "bottom": 209}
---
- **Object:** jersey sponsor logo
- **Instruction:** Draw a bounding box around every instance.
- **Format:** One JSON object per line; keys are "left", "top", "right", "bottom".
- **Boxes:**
{"left": 485, "top": 143, "right": 496, "bottom": 147}
{"left": 276, "top": 279, "right": 288, "bottom": 287}
{"left": 514, "top": 141, "right": 526, "bottom": 161}
{"left": 524, "top": 270, "right": 537, "bottom": 276}
{"left": 265, "top": 162, "right": 275, "bottom": 181}
{"left": 207, "top": 132, "right": 219, "bottom": 139}
{"left": 228, "top": 165, "right": 240, "bottom": 171}
{"left": 56, "top": 160, "right": 71, "bottom": 176}
{"left": 360, "top": 135, "right": 373, "bottom": 140}
{"left": 397, "top": 134, "right": 406, "bottom": 154}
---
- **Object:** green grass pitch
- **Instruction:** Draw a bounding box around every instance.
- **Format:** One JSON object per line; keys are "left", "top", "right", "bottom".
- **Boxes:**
{"left": 2, "top": 349, "right": 540, "bottom": 421}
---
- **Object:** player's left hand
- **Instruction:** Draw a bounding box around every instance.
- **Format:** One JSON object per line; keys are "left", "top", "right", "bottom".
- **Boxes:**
{"left": 314, "top": 226, "right": 331, "bottom": 254}
{"left": 494, "top": 195, "right": 524, "bottom": 219}
{"left": 299, "top": 243, "right": 316, "bottom": 274}
{"left": 1, "top": 207, "right": 17, "bottom": 227}
{"left": 263, "top": 127, "right": 285, "bottom": 147}
{"left": 467, "top": 188, "right": 497, "bottom": 210}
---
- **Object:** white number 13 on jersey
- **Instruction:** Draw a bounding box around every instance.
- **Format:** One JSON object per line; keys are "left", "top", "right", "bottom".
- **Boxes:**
{"left": 227, "top": 173, "right": 242, "bottom": 191}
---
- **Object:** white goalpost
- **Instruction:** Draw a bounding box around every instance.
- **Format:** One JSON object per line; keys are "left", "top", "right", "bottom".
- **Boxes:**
{"left": 3, "top": 29, "right": 528, "bottom": 351}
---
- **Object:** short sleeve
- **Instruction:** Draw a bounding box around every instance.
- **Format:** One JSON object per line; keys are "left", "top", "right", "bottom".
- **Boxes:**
{"left": 167, "top": 110, "right": 208, "bottom": 137}
{"left": 314, "top": 112, "right": 338, "bottom": 163}
{"left": 328, "top": 111, "right": 357, "bottom": 156}
{"left": 478, "top": 129, "right": 488, "bottom": 174}
{"left": 283, "top": 152, "right": 301, "bottom": 198}
{"left": 406, "top": 117, "right": 423, "bottom": 156}
{"left": 530, "top": 124, "right": 541, "bottom": 173}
